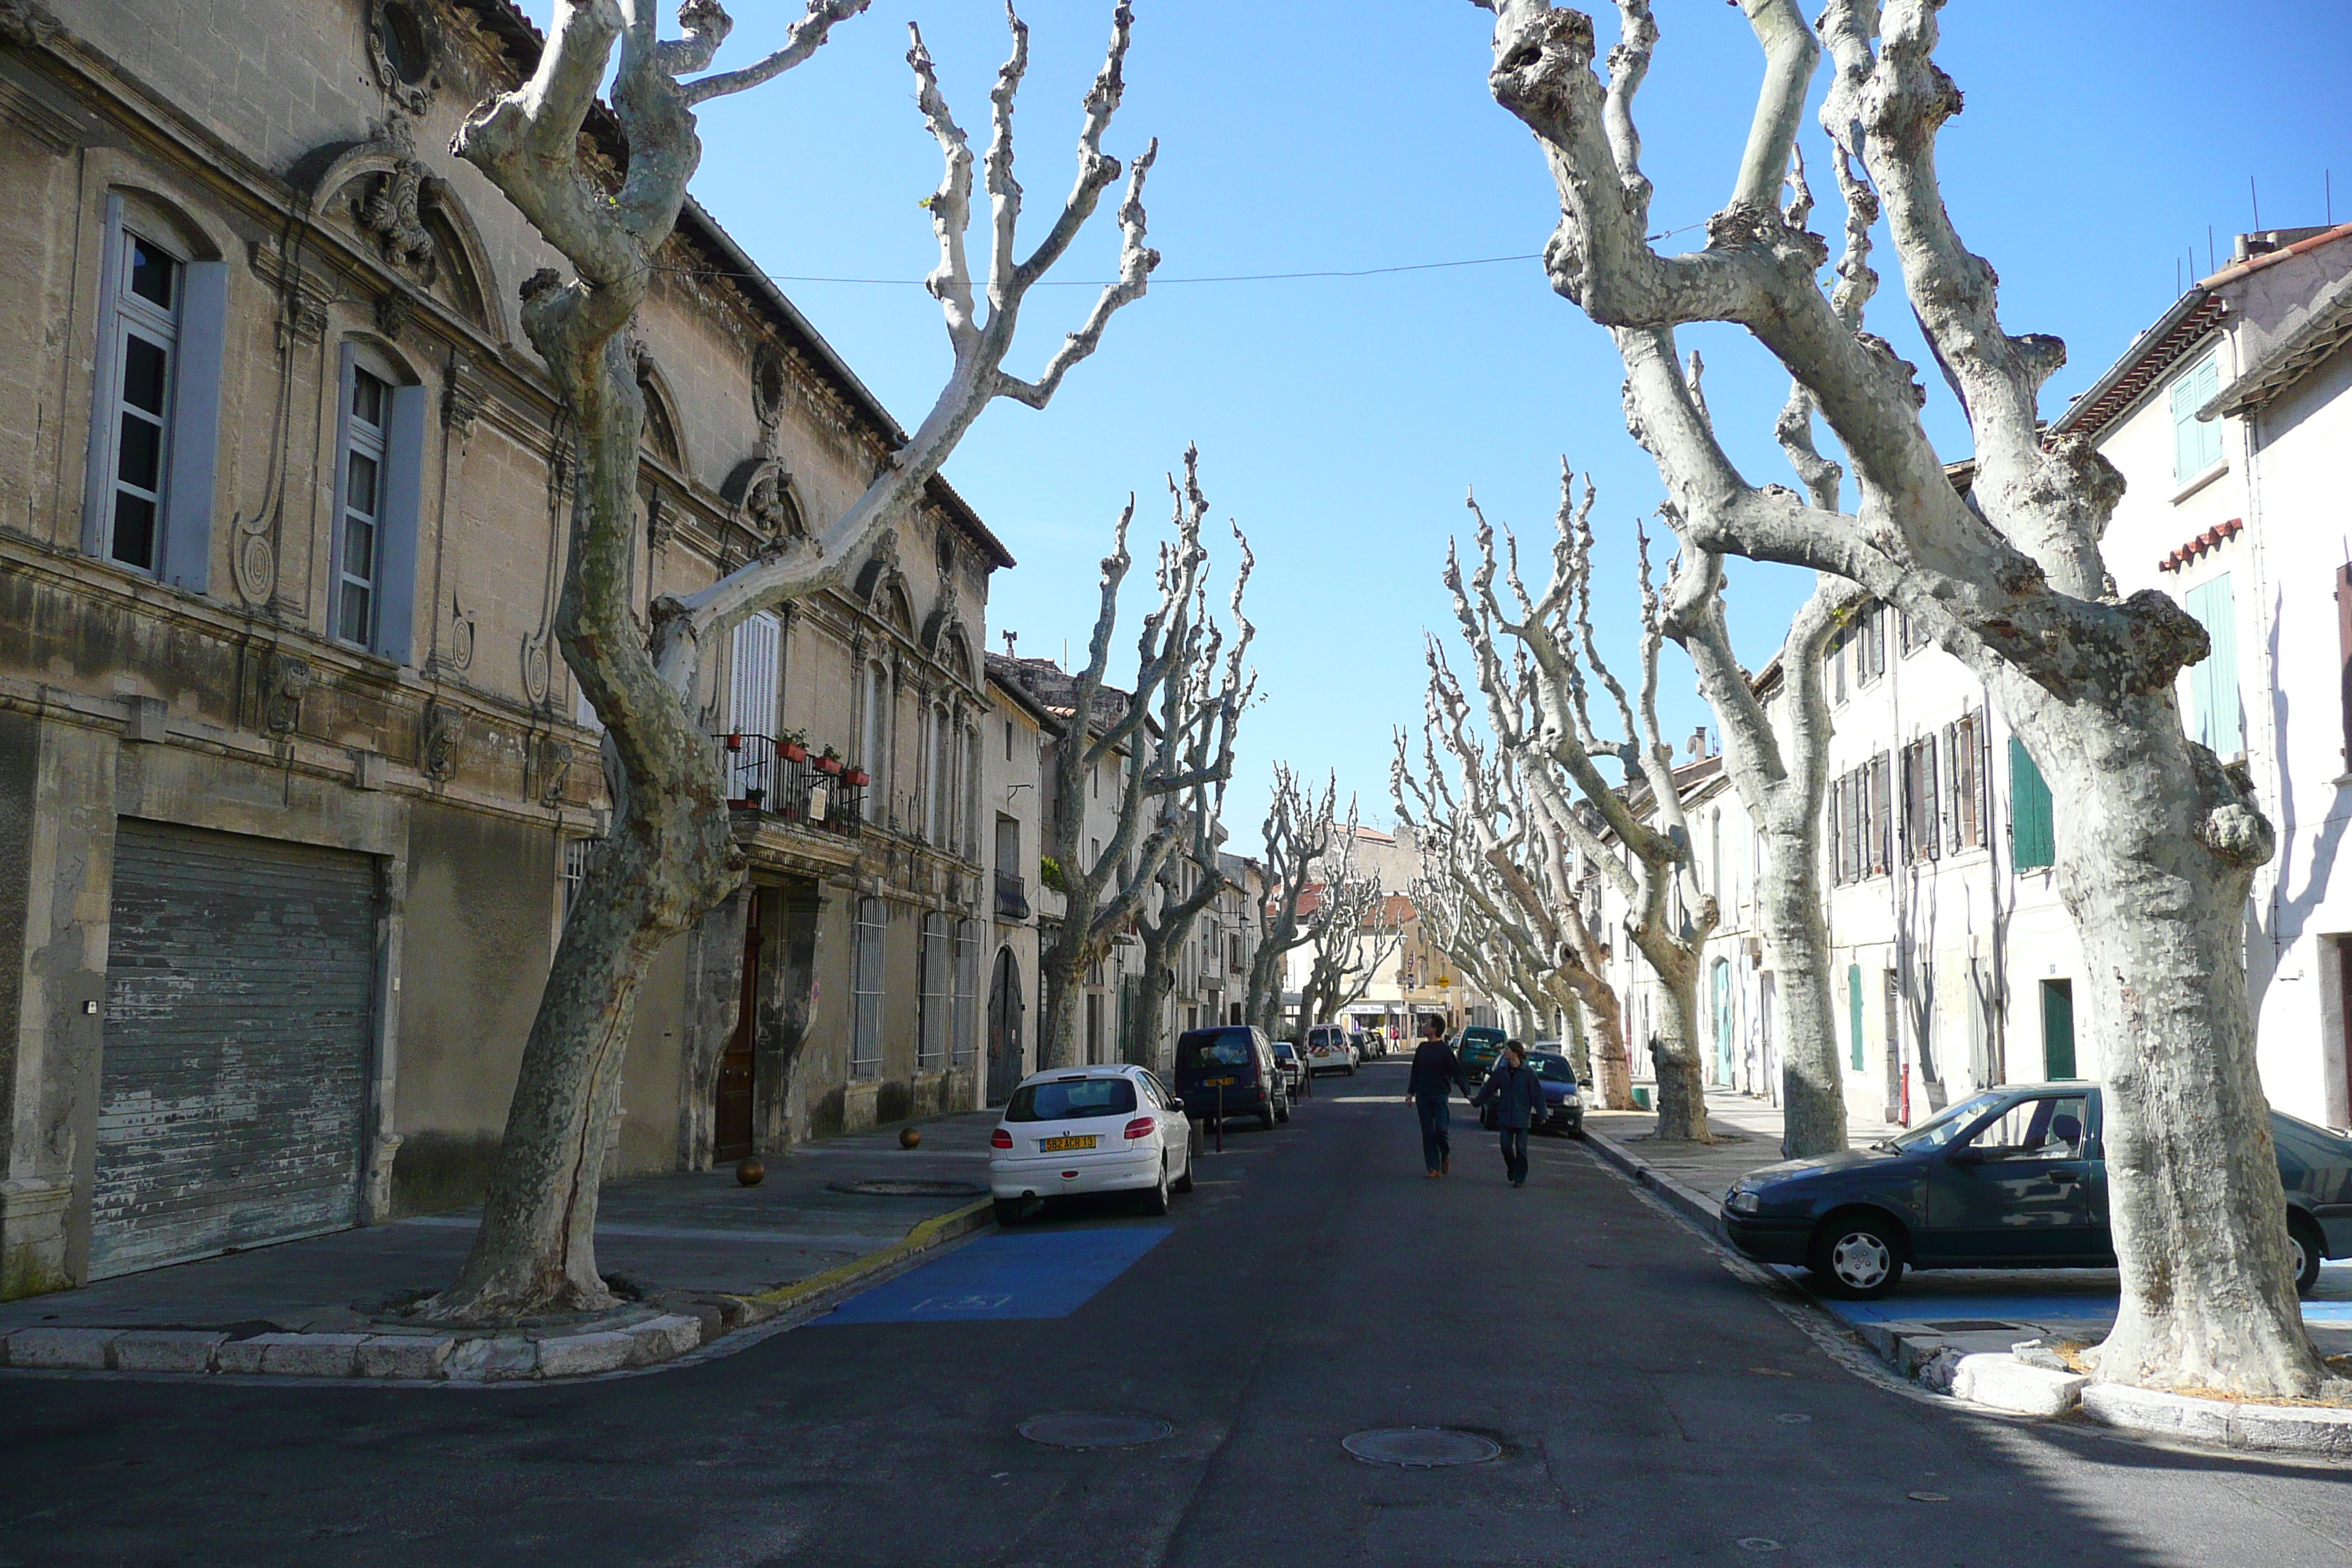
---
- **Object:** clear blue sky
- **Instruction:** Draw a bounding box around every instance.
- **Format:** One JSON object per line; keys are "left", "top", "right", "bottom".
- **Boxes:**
{"left": 565, "top": 1, "right": 2350, "bottom": 851}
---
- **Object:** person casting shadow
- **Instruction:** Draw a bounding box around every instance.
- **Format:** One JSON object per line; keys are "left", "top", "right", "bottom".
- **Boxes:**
{"left": 1474, "top": 1040, "right": 1545, "bottom": 1188}
{"left": 1404, "top": 1015, "right": 1474, "bottom": 1177}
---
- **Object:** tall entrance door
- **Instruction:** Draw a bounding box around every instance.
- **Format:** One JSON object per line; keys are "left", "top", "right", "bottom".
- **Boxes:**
{"left": 987, "top": 946, "right": 1025, "bottom": 1104}
{"left": 715, "top": 892, "right": 763, "bottom": 1161}
{"left": 96, "top": 821, "right": 376, "bottom": 1278}
{"left": 1711, "top": 958, "right": 1734, "bottom": 1085}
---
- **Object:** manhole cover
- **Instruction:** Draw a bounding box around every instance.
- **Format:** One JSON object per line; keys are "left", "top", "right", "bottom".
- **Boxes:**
{"left": 1018, "top": 1413, "right": 1172, "bottom": 1450}
{"left": 826, "top": 1180, "right": 989, "bottom": 1198}
{"left": 1341, "top": 1428, "right": 1501, "bottom": 1468}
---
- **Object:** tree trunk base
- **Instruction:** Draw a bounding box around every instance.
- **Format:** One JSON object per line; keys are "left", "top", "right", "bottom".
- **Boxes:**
{"left": 412, "top": 1261, "right": 620, "bottom": 1326}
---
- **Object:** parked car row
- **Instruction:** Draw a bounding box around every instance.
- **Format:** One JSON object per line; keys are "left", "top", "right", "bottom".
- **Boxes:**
{"left": 1723, "top": 1082, "right": 2352, "bottom": 1299}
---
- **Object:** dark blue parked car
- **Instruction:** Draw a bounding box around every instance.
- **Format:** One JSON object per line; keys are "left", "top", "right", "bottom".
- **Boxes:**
{"left": 1722, "top": 1082, "right": 2352, "bottom": 1300}
{"left": 1173, "top": 1025, "right": 1289, "bottom": 1131}
{"left": 1526, "top": 1050, "right": 1584, "bottom": 1137}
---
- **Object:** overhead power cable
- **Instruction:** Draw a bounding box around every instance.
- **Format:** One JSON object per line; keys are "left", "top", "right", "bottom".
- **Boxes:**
{"left": 652, "top": 219, "right": 1709, "bottom": 291}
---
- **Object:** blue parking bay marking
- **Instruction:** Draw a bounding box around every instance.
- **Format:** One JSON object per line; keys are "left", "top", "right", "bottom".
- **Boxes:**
{"left": 818, "top": 1226, "right": 1173, "bottom": 1324}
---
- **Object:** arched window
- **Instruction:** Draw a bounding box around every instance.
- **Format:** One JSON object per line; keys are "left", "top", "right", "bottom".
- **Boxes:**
{"left": 861, "top": 661, "right": 891, "bottom": 796}
{"left": 853, "top": 900, "right": 886, "bottom": 1078}
{"left": 928, "top": 704, "right": 951, "bottom": 845}
{"left": 331, "top": 342, "right": 426, "bottom": 662}
{"left": 953, "top": 919, "right": 981, "bottom": 1066}
{"left": 84, "top": 193, "right": 230, "bottom": 592}
{"left": 918, "top": 911, "right": 951, "bottom": 1071}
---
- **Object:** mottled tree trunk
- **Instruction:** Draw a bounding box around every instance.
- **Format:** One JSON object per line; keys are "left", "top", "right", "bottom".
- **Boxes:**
{"left": 1641, "top": 941, "right": 1710, "bottom": 1143}
{"left": 1760, "top": 821, "right": 1844, "bottom": 1157}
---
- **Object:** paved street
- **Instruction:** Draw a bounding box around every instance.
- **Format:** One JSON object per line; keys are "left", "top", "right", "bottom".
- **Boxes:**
{"left": 7, "top": 1061, "right": 2351, "bottom": 1568}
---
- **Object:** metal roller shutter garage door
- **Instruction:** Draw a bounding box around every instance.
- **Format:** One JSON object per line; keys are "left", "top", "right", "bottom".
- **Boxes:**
{"left": 93, "top": 821, "right": 377, "bottom": 1278}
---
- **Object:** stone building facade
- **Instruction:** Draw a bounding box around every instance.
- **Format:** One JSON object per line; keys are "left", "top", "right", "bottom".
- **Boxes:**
{"left": 0, "top": 0, "right": 1009, "bottom": 1299}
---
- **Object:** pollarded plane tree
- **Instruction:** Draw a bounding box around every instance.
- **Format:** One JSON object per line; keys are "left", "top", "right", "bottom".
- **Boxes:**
{"left": 1294, "top": 820, "right": 1405, "bottom": 1034}
{"left": 1445, "top": 472, "right": 1717, "bottom": 1141}
{"left": 1409, "top": 847, "right": 1572, "bottom": 1079}
{"left": 1124, "top": 485, "right": 1258, "bottom": 1073}
{"left": 1036, "top": 447, "right": 1253, "bottom": 1071}
{"left": 426, "top": 0, "right": 1161, "bottom": 1323}
{"left": 1243, "top": 765, "right": 1339, "bottom": 1039}
{"left": 1394, "top": 652, "right": 1632, "bottom": 1107}
{"left": 1656, "top": 341, "right": 1868, "bottom": 1157}
{"left": 1471, "top": 0, "right": 2331, "bottom": 1395}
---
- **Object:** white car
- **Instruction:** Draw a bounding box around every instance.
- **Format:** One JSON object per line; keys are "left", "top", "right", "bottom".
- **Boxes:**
{"left": 1303, "top": 1023, "right": 1358, "bottom": 1077}
{"left": 989, "top": 1065, "right": 1194, "bottom": 1224}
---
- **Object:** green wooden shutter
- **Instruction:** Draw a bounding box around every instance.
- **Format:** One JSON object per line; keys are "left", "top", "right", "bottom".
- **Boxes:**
{"left": 2010, "top": 736, "right": 2055, "bottom": 869}
{"left": 2184, "top": 573, "right": 2241, "bottom": 754}
{"left": 1848, "top": 963, "right": 1864, "bottom": 1071}
{"left": 2171, "top": 351, "right": 2223, "bottom": 480}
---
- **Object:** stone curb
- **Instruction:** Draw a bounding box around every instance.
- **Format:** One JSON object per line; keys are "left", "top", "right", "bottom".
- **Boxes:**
{"left": 1580, "top": 1126, "right": 1728, "bottom": 1237}
{"left": 0, "top": 1199, "right": 995, "bottom": 1387}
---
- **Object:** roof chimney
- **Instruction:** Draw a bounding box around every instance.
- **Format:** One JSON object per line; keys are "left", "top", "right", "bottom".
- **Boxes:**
{"left": 1002, "top": 630, "right": 1018, "bottom": 657}
{"left": 1688, "top": 727, "right": 1708, "bottom": 760}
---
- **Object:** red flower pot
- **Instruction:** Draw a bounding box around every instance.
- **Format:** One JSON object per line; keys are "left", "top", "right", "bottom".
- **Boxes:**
{"left": 815, "top": 755, "right": 843, "bottom": 776}
{"left": 844, "top": 768, "right": 870, "bottom": 788}
{"left": 780, "top": 742, "right": 808, "bottom": 763}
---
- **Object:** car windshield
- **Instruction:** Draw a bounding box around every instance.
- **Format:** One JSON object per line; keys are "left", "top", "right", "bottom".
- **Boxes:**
{"left": 1005, "top": 1077, "right": 1138, "bottom": 1123}
{"left": 1274, "top": 1042, "right": 1297, "bottom": 1060}
{"left": 1177, "top": 1031, "right": 1254, "bottom": 1070}
{"left": 1885, "top": 1090, "right": 2005, "bottom": 1152}
{"left": 1527, "top": 1055, "right": 1576, "bottom": 1082}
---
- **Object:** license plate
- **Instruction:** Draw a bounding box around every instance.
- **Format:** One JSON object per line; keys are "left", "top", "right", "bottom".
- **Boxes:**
{"left": 1039, "top": 1134, "right": 1098, "bottom": 1153}
{"left": 1203, "top": 1077, "right": 1236, "bottom": 1087}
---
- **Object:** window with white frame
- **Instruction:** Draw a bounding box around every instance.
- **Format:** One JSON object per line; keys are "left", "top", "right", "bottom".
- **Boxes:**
{"left": 918, "top": 911, "right": 951, "bottom": 1070}
{"left": 853, "top": 899, "right": 886, "bottom": 1077}
{"left": 330, "top": 345, "right": 425, "bottom": 661}
{"left": 97, "top": 227, "right": 181, "bottom": 574}
{"left": 2171, "top": 350, "right": 2224, "bottom": 483}
{"left": 337, "top": 369, "right": 389, "bottom": 644}
{"left": 862, "top": 663, "right": 890, "bottom": 795}
{"left": 953, "top": 919, "right": 979, "bottom": 1066}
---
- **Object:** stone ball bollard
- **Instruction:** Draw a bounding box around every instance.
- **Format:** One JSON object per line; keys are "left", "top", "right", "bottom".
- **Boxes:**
{"left": 899, "top": 1126, "right": 923, "bottom": 1150}
{"left": 735, "top": 1156, "right": 765, "bottom": 1186}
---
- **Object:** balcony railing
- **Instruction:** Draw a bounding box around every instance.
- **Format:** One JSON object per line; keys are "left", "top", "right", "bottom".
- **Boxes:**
{"left": 715, "top": 734, "right": 863, "bottom": 838}
{"left": 994, "top": 870, "right": 1030, "bottom": 920}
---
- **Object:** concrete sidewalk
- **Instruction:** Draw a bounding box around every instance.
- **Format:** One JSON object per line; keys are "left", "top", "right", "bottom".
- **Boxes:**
{"left": 1585, "top": 1085, "right": 1899, "bottom": 1206}
{"left": 0, "top": 1112, "right": 1003, "bottom": 1377}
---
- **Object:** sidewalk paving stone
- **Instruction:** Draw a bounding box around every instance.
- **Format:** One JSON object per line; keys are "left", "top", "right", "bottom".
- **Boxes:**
{"left": 0, "top": 1110, "right": 1003, "bottom": 1382}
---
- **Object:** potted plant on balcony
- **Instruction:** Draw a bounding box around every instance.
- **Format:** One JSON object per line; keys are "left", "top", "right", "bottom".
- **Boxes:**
{"left": 843, "top": 761, "right": 870, "bottom": 788}
{"left": 742, "top": 785, "right": 766, "bottom": 810}
{"left": 778, "top": 728, "right": 808, "bottom": 764}
{"left": 814, "top": 745, "right": 843, "bottom": 776}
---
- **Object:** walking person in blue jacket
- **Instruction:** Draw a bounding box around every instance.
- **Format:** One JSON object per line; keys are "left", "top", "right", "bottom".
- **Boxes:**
{"left": 1403, "top": 1015, "right": 1474, "bottom": 1177}
{"left": 1474, "top": 1041, "right": 1547, "bottom": 1188}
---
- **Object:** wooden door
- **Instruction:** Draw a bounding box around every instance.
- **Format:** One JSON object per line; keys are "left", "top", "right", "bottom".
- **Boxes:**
{"left": 716, "top": 893, "right": 762, "bottom": 1161}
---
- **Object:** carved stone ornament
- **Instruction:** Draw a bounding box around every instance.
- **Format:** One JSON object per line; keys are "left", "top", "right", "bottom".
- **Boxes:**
{"left": 365, "top": 0, "right": 440, "bottom": 117}
{"left": 521, "top": 633, "right": 552, "bottom": 708}
{"left": 261, "top": 651, "right": 312, "bottom": 737}
{"left": 442, "top": 348, "right": 486, "bottom": 434}
{"left": 447, "top": 594, "right": 475, "bottom": 671}
{"left": 419, "top": 698, "right": 464, "bottom": 780}
{"left": 0, "top": 0, "right": 61, "bottom": 50}
{"left": 373, "top": 287, "right": 414, "bottom": 341}
{"left": 353, "top": 131, "right": 438, "bottom": 280}
{"left": 538, "top": 736, "right": 574, "bottom": 807}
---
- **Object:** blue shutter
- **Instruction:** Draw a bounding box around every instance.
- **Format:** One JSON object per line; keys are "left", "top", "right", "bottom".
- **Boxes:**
{"left": 374, "top": 382, "right": 428, "bottom": 665}
{"left": 2010, "top": 736, "right": 2054, "bottom": 870}
{"left": 1848, "top": 964, "right": 1864, "bottom": 1071}
{"left": 2171, "top": 352, "right": 2223, "bottom": 480}
{"left": 2184, "top": 574, "right": 2240, "bottom": 755}
{"left": 160, "top": 260, "right": 227, "bottom": 595}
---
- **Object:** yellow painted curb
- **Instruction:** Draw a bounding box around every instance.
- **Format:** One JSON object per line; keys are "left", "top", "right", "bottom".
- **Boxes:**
{"left": 738, "top": 1197, "right": 994, "bottom": 1312}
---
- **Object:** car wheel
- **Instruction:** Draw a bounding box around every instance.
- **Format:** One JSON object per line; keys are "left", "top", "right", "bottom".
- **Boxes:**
{"left": 1172, "top": 1145, "right": 1195, "bottom": 1194}
{"left": 2289, "top": 1213, "right": 2325, "bottom": 1297}
{"left": 1267, "top": 1102, "right": 1284, "bottom": 1127}
{"left": 1809, "top": 1215, "right": 1904, "bottom": 1300}
{"left": 993, "top": 1196, "right": 1025, "bottom": 1228}
{"left": 1141, "top": 1161, "right": 1172, "bottom": 1216}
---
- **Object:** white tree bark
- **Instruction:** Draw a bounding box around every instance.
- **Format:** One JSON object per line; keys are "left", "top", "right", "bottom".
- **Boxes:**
{"left": 1471, "top": 0, "right": 2333, "bottom": 1396}
{"left": 426, "top": 0, "right": 1158, "bottom": 1322}
{"left": 1034, "top": 448, "right": 1254, "bottom": 1071}
{"left": 1244, "top": 766, "right": 1338, "bottom": 1038}
{"left": 1440, "top": 472, "right": 1717, "bottom": 1139}
{"left": 1394, "top": 662, "right": 1635, "bottom": 1109}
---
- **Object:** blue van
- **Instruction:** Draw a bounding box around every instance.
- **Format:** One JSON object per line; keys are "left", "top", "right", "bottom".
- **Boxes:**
{"left": 1174, "top": 1025, "right": 1291, "bottom": 1130}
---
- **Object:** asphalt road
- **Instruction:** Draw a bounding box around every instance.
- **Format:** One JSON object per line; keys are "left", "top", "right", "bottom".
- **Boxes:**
{"left": 7, "top": 1060, "right": 2351, "bottom": 1568}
